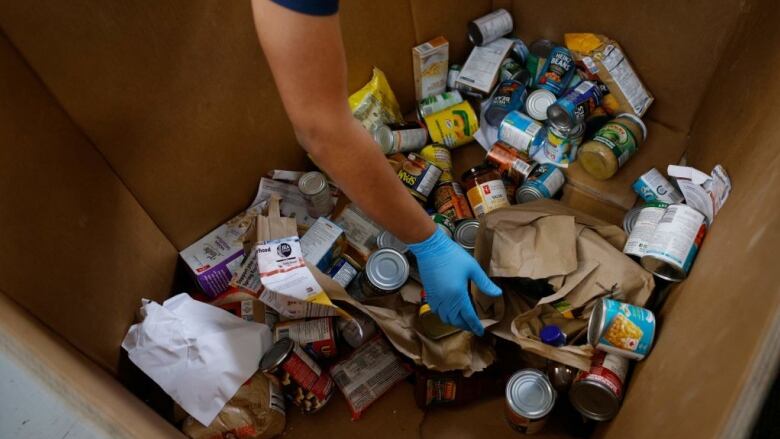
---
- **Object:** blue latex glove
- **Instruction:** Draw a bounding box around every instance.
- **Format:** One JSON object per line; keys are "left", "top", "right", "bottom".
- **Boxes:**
{"left": 408, "top": 227, "right": 502, "bottom": 336}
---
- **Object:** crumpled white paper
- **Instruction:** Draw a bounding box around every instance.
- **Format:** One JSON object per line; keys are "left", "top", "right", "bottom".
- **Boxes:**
{"left": 121, "top": 293, "right": 272, "bottom": 426}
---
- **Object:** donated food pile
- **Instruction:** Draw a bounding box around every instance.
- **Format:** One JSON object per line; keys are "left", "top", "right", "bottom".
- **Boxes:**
{"left": 121, "top": 9, "right": 732, "bottom": 439}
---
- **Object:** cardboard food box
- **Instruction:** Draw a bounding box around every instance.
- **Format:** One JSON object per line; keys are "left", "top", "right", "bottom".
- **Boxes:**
{"left": 412, "top": 36, "right": 449, "bottom": 100}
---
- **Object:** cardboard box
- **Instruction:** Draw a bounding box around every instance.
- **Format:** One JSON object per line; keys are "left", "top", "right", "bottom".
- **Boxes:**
{"left": 300, "top": 217, "right": 346, "bottom": 273}
{"left": 412, "top": 36, "right": 449, "bottom": 100}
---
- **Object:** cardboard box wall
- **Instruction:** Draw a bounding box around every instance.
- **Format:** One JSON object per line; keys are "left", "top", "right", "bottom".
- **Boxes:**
{"left": 0, "top": 0, "right": 778, "bottom": 438}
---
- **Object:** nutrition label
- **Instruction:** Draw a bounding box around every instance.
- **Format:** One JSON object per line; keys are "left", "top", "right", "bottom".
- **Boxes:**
{"left": 601, "top": 45, "right": 652, "bottom": 116}
{"left": 623, "top": 207, "right": 666, "bottom": 257}
{"left": 646, "top": 205, "right": 706, "bottom": 269}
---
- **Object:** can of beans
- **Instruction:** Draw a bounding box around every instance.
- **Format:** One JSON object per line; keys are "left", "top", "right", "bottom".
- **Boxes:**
{"left": 298, "top": 171, "right": 334, "bottom": 218}
{"left": 536, "top": 46, "right": 576, "bottom": 96}
{"left": 516, "top": 164, "right": 565, "bottom": 203}
{"left": 498, "top": 110, "right": 544, "bottom": 154}
{"left": 588, "top": 298, "right": 656, "bottom": 360}
{"left": 423, "top": 101, "right": 479, "bottom": 148}
{"left": 453, "top": 219, "right": 480, "bottom": 252}
{"left": 420, "top": 144, "right": 453, "bottom": 183}
{"left": 433, "top": 182, "right": 474, "bottom": 223}
{"left": 274, "top": 318, "right": 339, "bottom": 360}
{"left": 486, "top": 140, "right": 538, "bottom": 183}
{"left": 260, "top": 338, "right": 334, "bottom": 414}
{"left": 485, "top": 79, "right": 528, "bottom": 127}
{"left": 397, "top": 153, "right": 442, "bottom": 203}
{"left": 360, "top": 248, "right": 410, "bottom": 297}
{"left": 373, "top": 121, "right": 429, "bottom": 154}
{"left": 640, "top": 204, "right": 708, "bottom": 281}
{"left": 504, "top": 369, "right": 556, "bottom": 434}
{"left": 569, "top": 350, "right": 629, "bottom": 421}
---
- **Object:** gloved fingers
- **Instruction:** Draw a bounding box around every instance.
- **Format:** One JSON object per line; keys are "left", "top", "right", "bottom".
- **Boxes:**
{"left": 469, "top": 262, "right": 503, "bottom": 297}
{"left": 457, "top": 302, "right": 485, "bottom": 336}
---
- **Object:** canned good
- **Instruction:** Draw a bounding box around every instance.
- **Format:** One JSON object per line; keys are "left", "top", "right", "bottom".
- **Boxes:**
{"left": 373, "top": 121, "right": 428, "bottom": 154}
{"left": 632, "top": 168, "right": 684, "bottom": 204}
{"left": 418, "top": 91, "right": 464, "bottom": 118}
{"left": 298, "top": 171, "right": 333, "bottom": 218}
{"left": 536, "top": 46, "right": 576, "bottom": 96}
{"left": 547, "top": 362, "right": 576, "bottom": 394}
{"left": 486, "top": 140, "right": 538, "bottom": 183}
{"left": 274, "top": 318, "right": 339, "bottom": 359}
{"left": 623, "top": 202, "right": 668, "bottom": 258}
{"left": 578, "top": 113, "right": 648, "bottom": 180}
{"left": 447, "top": 64, "right": 462, "bottom": 90}
{"left": 498, "top": 110, "right": 544, "bottom": 153}
{"left": 260, "top": 338, "right": 335, "bottom": 414}
{"left": 467, "top": 8, "right": 513, "bottom": 46}
{"left": 641, "top": 204, "right": 708, "bottom": 281}
{"left": 336, "top": 309, "right": 378, "bottom": 349}
{"left": 360, "top": 248, "right": 410, "bottom": 296}
{"left": 503, "top": 177, "right": 518, "bottom": 204}
{"left": 588, "top": 298, "right": 656, "bottom": 360}
{"left": 525, "top": 89, "right": 557, "bottom": 121}
{"left": 525, "top": 39, "right": 555, "bottom": 84}
{"left": 547, "top": 81, "right": 603, "bottom": 130}
{"left": 508, "top": 37, "right": 530, "bottom": 64}
{"left": 327, "top": 256, "right": 359, "bottom": 288}
{"left": 542, "top": 122, "right": 584, "bottom": 165}
{"left": 433, "top": 182, "right": 473, "bottom": 223}
{"left": 419, "top": 144, "right": 453, "bottom": 183}
{"left": 499, "top": 58, "right": 524, "bottom": 82}
{"left": 454, "top": 219, "right": 480, "bottom": 252}
{"left": 539, "top": 324, "right": 566, "bottom": 347}
{"left": 505, "top": 369, "right": 556, "bottom": 434}
{"left": 424, "top": 101, "right": 479, "bottom": 148}
{"left": 431, "top": 213, "right": 455, "bottom": 237}
{"left": 570, "top": 351, "right": 628, "bottom": 421}
{"left": 418, "top": 290, "right": 460, "bottom": 339}
{"left": 462, "top": 165, "right": 510, "bottom": 217}
{"left": 485, "top": 79, "right": 528, "bottom": 127}
{"left": 375, "top": 230, "right": 409, "bottom": 254}
{"left": 397, "top": 153, "right": 443, "bottom": 203}
{"left": 516, "top": 164, "right": 565, "bottom": 203}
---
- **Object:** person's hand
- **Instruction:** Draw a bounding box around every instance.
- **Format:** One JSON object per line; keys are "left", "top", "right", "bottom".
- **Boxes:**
{"left": 408, "top": 227, "right": 502, "bottom": 336}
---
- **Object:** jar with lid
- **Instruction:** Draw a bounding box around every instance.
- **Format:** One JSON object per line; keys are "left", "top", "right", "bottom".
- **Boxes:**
{"left": 578, "top": 113, "right": 647, "bottom": 180}
{"left": 462, "top": 165, "right": 510, "bottom": 217}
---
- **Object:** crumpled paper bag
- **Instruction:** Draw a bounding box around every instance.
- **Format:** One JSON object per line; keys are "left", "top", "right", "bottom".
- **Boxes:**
{"left": 473, "top": 199, "right": 654, "bottom": 370}
{"left": 121, "top": 293, "right": 272, "bottom": 426}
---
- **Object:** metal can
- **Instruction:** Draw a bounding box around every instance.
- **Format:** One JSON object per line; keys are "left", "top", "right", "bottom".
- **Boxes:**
{"left": 632, "top": 168, "right": 685, "bottom": 204}
{"left": 543, "top": 122, "right": 584, "bottom": 165}
{"left": 536, "top": 46, "right": 576, "bottom": 96}
{"left": 360, "top": 248, "right": 410, "bottom": 297}
{"left": 547, "top": 81, "right": 603, "bottom": 130}
{"left": 516, "top": 164, "right": 565, "bottom": 203}
{"left": 453, "top": 219, "right": 480, "bottom": 252}
{"left": 623, "top": 202, "right": 668, "bottom": 258}
{"left": 525, "top": 39, "right": 555, "bottom": 84}
{"left": 423, "top": 101, "right": 479, "bottom": 148}
{"left": 298, "top": 171, "right": 333, "bottom": 218}
{"left": 375, "top": 230, "right": 409, "bottom": 254}
{"left": 418, "top": 91, "right": 464, "bottom": 118}
{"left": 431, "top": 213, "right": 455, "bottom": 238}
{"left": 418, "top": 290, "right": 460, "bottom": 339}
{"left": 274, "top": 318, "right": 339, "bottom": 359}
{"left": 503, "top": 177, "right": 518, "bottom": 204}
{"left": 447, "top": 64, "right": 462, "bottom": 90}
{"left": 499, "top": 58, "right": 524, "bottom": 82}
{"left": 588, "top": 298, "right": 656, "bottom": 360}
{"left": 397, "top": 153, "right": 443, "bottom": 203}
{"left": 505, "top": 369, "right": 556, "bottom": 434}
{"left": 486, "top": 140, "right": 538, "bottom": 183}
{"left": 641, "top": 204, "right": 708, "bottom": 281}
{"left": 373, "top": 121, "right": 428, "bottom": 154}
{"left": 467, "top": 8, "right": 513, "bottom": 46}
{"left": 260, "top": 337, "right": 335, "bottom": 414}
{"left": 524, "top": 89, "right": 557, "bottom": 121}
{"left": 498, "top": 111, "right": 544, "bottom": 153}
{"left": 336, "top": 310, "right": 378, "bottom": 349}
{"left": 507, "top": 37, "right": 530, "bottom": 64}
{"left": 569, "top": 350, "right": 628, "bottom": 421}
{"left": 462, "top": 165, "right": 510, "bottom": 217}
{"left": 485, "top": 79, "right": 528, "bottom": 127}
{"left": 327, "top": 256, "right": 359, "bottom": 288}
{"left": 433, "top": 182, "right": 474, "bottom": 223}
{"left": 419, "top": 144, "right": 453, "bottom": 183}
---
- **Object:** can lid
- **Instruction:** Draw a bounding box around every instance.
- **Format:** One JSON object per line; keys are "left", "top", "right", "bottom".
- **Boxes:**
{"left": 587, "top": 298, "right": 607, "bottom": 347}
{"left": 376, "top": 230, "right": 409, "bottom": 254}
{"left": 505, "top": 369, "right": 556, "bottom": 419}
{"left": 640, "top": 255, "right": 687, "bottom": 282}
{"left": 365, "top": 248, "right": 410, "bottom": 291}
{"left": 516, "top": 185, "right": 544, "bottom": 203}
{"left": 617, "top": 113, "right": 648, "bottom": 141}
{"left": 298, "top": 171, "right": 328, "bottom": 196}
{"left": 525, "top": 89, "right": 556, "bottom": 121}
{"left": 259, "top": 337, "right": 295, "bottom": 372}
{"left": 373, "top": 125, "right": 394, "bottom": 153}
{"left": 540, "top": 324, "right": 566, "bottom": 347}
{"left": 454, "top": 219, "right": 480, "bottom": 250}
{"left": 569, "top": 379, "right": 621, "bottom": 421}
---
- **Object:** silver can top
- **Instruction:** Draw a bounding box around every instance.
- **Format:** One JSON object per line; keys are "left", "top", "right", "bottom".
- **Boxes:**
{"left": 259, "top": 337, "right": 295, "bottom": 372}
{"left": 525, "top": 89, "right": 556, "bottom": 121}
{"left": 372, "top": 124, "right": 395, "bottom": 154}
{"left": 516, "top": 185, "right": 544, "bottom": 204}
{"left": 365, "top": 248, "right": 410, "bottom": 292}
{"left": 587, "top": 298, "right": 607, "bottom": 347}
{"left": 454, "top": 219, "right": 480, "bottom": 250}
{"left": 298, "top": 171, "right": 328, "bottom": 196}
{"left": 569, "top": 377, "right": 621, "bottom": 421}
{"left": 505, "top": 369, "right": 556, "bottom": 420}
{"left": 375, "top": 230, "right": 409, "bottom": 254}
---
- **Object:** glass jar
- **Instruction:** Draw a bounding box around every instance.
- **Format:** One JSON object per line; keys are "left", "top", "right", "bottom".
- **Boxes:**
{"left": 578, "top": 113, "right": 647, "bottom": 180}
{"left": 462, "top": 165, "right": 510, "bottom": 217}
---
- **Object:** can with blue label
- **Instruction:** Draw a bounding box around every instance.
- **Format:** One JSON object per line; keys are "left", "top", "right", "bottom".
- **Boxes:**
{"left": 485, "top": 79, "right": 528, "bottom": 127}
{"left": 535, "top": 46, "right": 576, "bottom": 96}
{"left": 546, "top": 81, "right": 603, "bottom": 130}
{"left": 632, "top": 168, "right": 685, "bottom": 204}
{"left": 516, "top": 164, "right": 566, "bottom": 203}
{"left": 641, "top": 204, "right": 708, "bottom": 282}
{"left": 588, "top": 298, "right": 656, "bottom": 361}
{"left": 498, "top": 110, "right": 544, "bottom": 154}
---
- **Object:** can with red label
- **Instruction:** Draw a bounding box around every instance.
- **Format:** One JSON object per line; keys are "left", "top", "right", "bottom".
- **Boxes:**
{"left": 433, "top": 182, "right": 474, "bottom": 223}
{"left": 260, "top": 338, "right": 335, "bottom": 414}
{"left": 486, "top": 140, "right": 538, "bottom": 183}
{"left": 273, "top": 317, "right": 338, "bottom": 359}
{"left": 569, "top": 350, "right": 629, "bottom": 421}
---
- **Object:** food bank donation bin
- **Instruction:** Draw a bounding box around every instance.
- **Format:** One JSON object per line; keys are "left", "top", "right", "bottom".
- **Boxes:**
{"left": 0, "top": 1, "right": 778, "bottom": 438}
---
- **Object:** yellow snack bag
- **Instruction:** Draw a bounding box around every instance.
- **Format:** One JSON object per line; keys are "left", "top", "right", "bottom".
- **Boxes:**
{"left": 349, "top": 67, "right": 403, "bottom": 133}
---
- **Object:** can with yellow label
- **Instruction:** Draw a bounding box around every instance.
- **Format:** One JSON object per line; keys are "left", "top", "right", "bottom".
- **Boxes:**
{"left": 423, "top": 101, "right": 479, "bottom": 148}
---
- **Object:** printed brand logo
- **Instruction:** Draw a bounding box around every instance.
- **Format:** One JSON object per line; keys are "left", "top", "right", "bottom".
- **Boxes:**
{"left": 482, "top": 184, "right": 492, "bottom": 194}
{"left": 277, "top": 243, "right": 292, "bottom": 258}
{"left": 398, "top": 170, "right": 418, "bottom": 186}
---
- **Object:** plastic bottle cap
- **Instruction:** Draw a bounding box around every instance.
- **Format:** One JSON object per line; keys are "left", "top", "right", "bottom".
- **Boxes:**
{"left": 540, "top": 324, "right": 566, "bottom": 347}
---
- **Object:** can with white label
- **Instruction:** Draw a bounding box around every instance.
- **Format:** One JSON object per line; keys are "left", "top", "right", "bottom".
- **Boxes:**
{"left": 623, "top": 202, "right": 668, "bottom": 259}
{"left": 641, "top": 204, "right": 708, "bottom": 281}
{"left": 374, "top": 122, "right": 428, "bottom": 154}
{"left": 632, "top": 168, "right": 685, "bottom": 204}
{"left": 274, "top": 318, "right": 339, "bottom": 359}
{"left": 569, "top": 350, "right": 628, "bottom": 421}
{"left": 498, "top": 110, "right": 544, "bottom": 154}
{"left": 468, "top": 9, "right": 513, "bottom": 46}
